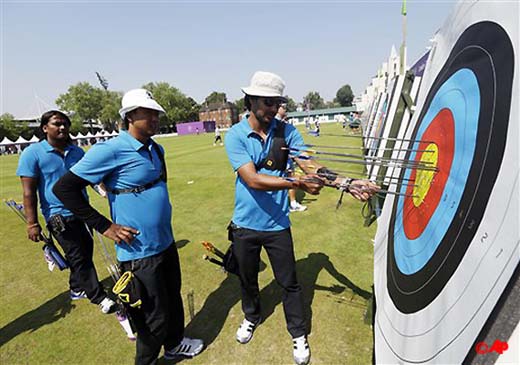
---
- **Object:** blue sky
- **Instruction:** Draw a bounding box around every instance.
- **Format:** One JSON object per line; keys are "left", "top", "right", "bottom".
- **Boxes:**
{"left": 1, "top": 0, "right": 456, "bottom": 118}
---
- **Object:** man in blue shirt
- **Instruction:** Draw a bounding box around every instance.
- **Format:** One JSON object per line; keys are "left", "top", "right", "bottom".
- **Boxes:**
{"left": 225, "top": 71, "right": 378, "bottom": 365}
{"left": 53, "top": 89, "right": 203, "bottom": 365}
{"left": 16, "top": 110, "right": 115, "bottom": 312}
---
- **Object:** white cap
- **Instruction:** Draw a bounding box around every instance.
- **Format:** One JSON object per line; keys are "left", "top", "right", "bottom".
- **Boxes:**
{"left": 119, "top": 89, "right": 166, "bottom": 120}
{"left": 241, "top": 71, "right": 287, "bottom": 100}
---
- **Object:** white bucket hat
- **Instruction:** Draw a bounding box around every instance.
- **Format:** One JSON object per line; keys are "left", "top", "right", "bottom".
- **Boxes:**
{"left": 241, "top": 71, "right": 287, "bottom": 100}
{"left": 119, "top": 89, "right": 166, "bottom": 119}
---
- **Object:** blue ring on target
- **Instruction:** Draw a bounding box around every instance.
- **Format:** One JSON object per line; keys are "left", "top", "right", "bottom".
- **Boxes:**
{"left": 393, "top": 69, "right": 480, "bottom": 275}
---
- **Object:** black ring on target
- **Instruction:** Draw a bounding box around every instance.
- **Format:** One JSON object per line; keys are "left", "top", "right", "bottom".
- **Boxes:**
{"left": 387, "top": 21, "right": 514, "bottom": 314}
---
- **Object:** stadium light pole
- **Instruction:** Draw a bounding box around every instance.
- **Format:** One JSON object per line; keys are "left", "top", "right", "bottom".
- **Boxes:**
{"left": 400, "top": 0, "right": 407, "bottom": 75}
{"left": 95, "top": 72, "right": 116, "bottom": 131}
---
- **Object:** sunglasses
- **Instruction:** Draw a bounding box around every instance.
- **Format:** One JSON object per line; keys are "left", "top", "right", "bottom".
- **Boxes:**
{"left": 260, "top": 97, "right": 284, "bottom": 107}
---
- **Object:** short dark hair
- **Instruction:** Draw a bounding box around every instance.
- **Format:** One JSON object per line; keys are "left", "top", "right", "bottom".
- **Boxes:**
{"left": 244, "top": 95, "right": 255, "bottom": 111}
{"left": 123, "top": 108, "right": 139, "bottom": 130}
{"left": 40, "top": 110, "right": 71, "bottom": 131}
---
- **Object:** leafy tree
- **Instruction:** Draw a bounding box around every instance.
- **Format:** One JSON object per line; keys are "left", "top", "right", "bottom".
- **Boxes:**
{"left": 185, "top": 97, "right": 200, "bottom": 122}
{"left": 234, "top": 97, "right": 245, "bottom": 114}
{"left": 334, "top": 84, "right": 354, "bottom": 107}
{"left": 142, "top": 82, "right": 200, "bottom": 126}
{"left": 0, "top": 113, "right": 18, "bottom": 140}
{"left": 303, "top": 91, "right": 325, "bottom": 110}
{"left": 284, "top": 96, "right": 297, "bottom": 112}
{"left": 0, "top": 113, "right": 33, "bottom": 140}
{"left": 99, "top": 91, "right": 123, "bottom": 131}
{"left": 56, "top": 82, "right": 104, "bottom": 130}
{"left": 69, "top": 113, "right": 85, "bottom": 134}
{"left": 326, "top": 100, "right": 340, "bottom": 108}
{"left": 204, "top": 91, "right": 227, "bottom": 105}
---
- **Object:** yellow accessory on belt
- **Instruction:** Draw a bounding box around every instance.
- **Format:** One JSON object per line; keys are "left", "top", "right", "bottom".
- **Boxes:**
{"left": 112, "top": 271, "right": 142, "bottom": 308}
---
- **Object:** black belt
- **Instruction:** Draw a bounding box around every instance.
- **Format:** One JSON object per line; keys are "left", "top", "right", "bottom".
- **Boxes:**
{"left": 108, "top": 176, "right": 163, "bottom": 195}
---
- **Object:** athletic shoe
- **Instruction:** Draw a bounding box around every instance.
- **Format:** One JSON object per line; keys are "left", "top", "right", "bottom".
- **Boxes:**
{"left": 99, "top": 297, "right": 116, "bottom": 314}
{"left": 289, "top": 202, "right": 307, "bottom": 212}
{"left": 164, "top": 337, "right": 204, "bottom": 359}
{"left": 293, "top": 335, "right": 310, "bottom": 365}
{"left": 236, "top": 318, "right": 258, "bottom": 344}
{"left": 70, "top": 289, "right": 87, "bottom": 300}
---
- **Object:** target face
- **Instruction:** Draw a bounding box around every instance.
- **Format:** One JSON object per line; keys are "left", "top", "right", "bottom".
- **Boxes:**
{"left": 375, "top": 9, "right": 518, "bottom": 364}
{"left": 387, "top": 21, "right": 513, "bottom": 313}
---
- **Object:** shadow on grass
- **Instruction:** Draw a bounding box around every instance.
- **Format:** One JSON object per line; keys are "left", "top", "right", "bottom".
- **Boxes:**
{"left": 260, "top": 252, "right": 371, "bottom": 334}
{"left": 295, "top": 190, "right": 318, "bottom": 205}
{"left": 177, "top": 261, "right": 267, "bottom": 350}
{"left": 0, "top": 289, "right": 75, "bottom": 347}
{"left": 176, "top": 251, "right": 369, "bottom": 353}
{"left": 175, "top": 239, "right": 190, "bottom": 249}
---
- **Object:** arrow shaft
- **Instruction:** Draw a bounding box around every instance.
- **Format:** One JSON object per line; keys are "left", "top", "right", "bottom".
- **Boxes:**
{"left": 300, "top": 144, "right": 433, "bottom": 153}
{"left": 288, "top": 147, "right": 434, "bottom": 166}
{"left": 294, "top": 155, "right": 438, "bottom": 171}
{"left": 320, "top": 133, "right": 435, "bottom": 144}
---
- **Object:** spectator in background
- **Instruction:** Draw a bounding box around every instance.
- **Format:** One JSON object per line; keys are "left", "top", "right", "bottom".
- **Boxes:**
{"left": 214, "top": 125, "right": 223, "bottom": 146}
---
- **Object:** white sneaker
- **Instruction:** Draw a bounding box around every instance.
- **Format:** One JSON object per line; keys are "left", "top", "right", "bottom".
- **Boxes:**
{"left": 164, "top": 337, "right": 204, "bottom": 359}
{"left": 70, "top": 289, "right": 87, "bottom": 300}
{"left": 99, "top": 297, "right": 116, "bottom": 314}
{"left": 293, "top": 335, "right": 310, "bottom": 365}
{"left": 290, "top": 202, "right": 307, "bottom": 212}
{"left": 236, "top": 318, "right": 257, "bottom": 344}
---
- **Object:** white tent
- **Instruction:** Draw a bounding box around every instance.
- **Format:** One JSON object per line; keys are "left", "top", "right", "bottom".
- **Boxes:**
{"left": 110, "top": 130, "right": 119, "bottom": 136}
{"left": 0, "top": 137, "right": 14, "bottom": 146}
{"left": 85, "top": 132, "right": 94, "bottom": 138}
{"left": 15, "top": 136, "right": 29, "bottom": 144}
{"left": 29, "top": 135, "right": 39, "bottom": 143}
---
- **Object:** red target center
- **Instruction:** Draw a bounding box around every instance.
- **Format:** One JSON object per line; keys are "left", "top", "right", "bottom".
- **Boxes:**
{"left": 403, "top": 108, "right": 455, "bottom": 239}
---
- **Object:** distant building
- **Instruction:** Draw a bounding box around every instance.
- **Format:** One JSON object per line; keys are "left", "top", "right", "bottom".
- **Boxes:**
{"left": 199, "top": 102, "right": 238, "bottom": 127}
{"left": 287, "top": 106, "right": 358, "bottom": 124}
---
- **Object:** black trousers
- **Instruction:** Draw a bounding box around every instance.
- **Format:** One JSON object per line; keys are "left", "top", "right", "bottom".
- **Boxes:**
{"left": 50, "top": 219, "right": 106, "bottom": 304}
{"left": 232, "top": 226, "right": 306, "bottom": 338}
{"left": 120, "top": 244, "right": 185, "bottom": 365}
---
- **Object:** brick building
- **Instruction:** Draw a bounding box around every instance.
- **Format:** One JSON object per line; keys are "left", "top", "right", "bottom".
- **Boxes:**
{"left": 199, "top": 102, "right": 239, "bottom": 127}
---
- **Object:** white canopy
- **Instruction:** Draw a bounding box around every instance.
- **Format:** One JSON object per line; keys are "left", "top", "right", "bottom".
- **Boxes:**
{"left": 85, "top": 132, "right": 94, "bottom": 138}
{"left": 110, "top": 130, "right": 119, "bottom": 136}
{"left": 29, "top": 135, "right": 39, "bottom": 143}
{"left": 15, "top": 136, "right": 29, "bottom": 144}
{"left": 0, "top": 137, "right": 14, "bottom": 146}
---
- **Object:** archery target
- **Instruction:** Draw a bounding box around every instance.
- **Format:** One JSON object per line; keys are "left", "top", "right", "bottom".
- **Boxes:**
{"left": 374, "top": 1, "right": 519, "bottom": 363}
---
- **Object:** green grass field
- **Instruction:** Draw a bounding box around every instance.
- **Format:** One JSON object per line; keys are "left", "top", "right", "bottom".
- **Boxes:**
{"left": 0, "top": 123, "right": 377, "bottom": 365}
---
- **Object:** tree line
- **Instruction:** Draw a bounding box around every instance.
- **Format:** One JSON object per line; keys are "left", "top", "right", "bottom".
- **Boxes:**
{"left": 0, "top": 82, "right": 354, "bottom": 139}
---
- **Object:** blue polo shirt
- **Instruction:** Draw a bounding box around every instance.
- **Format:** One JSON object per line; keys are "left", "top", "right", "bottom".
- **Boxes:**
{"left": 16, "top": 140, "right": 85, "bottom": 221}
{"left": 70, "top": 131, "right": 173, "bottom": 261}
{"left": 225, "top": 117, "right": 305, "bottom": 231}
